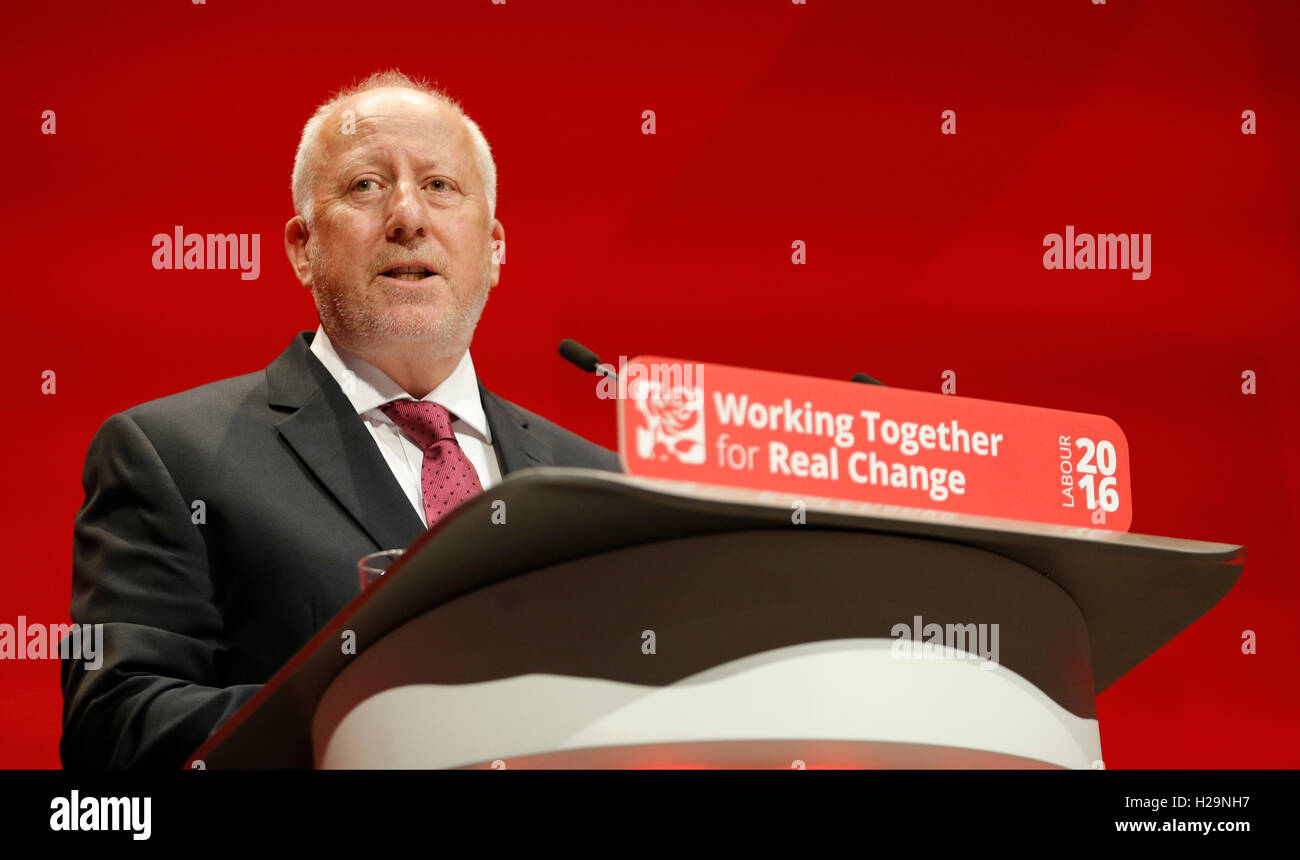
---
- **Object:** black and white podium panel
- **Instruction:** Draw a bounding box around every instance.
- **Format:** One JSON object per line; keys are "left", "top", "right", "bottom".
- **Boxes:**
{"left": 193, "top": 469, "right": 1243, "bottom": 769}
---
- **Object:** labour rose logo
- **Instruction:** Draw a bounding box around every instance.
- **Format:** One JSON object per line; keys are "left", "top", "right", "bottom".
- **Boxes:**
{"left": 633, "top": 375, "right": 706, "bottom": 464}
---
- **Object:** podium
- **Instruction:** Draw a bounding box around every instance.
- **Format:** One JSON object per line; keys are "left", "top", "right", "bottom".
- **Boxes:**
{"left": 190, "top": 467, "right": 1244, "bottom": 769}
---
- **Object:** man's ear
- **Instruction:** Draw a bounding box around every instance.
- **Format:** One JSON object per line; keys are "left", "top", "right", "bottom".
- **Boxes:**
{"left": 488, "top": 218, "right": 506, "bottom": 289}
{"left": 284, "top": 215, "right": 313, "bottom": 288}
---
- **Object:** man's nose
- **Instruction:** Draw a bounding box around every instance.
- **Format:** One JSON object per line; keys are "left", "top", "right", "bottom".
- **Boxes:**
{"left": 384, "top": 180, "right": 431, "bottom": 242}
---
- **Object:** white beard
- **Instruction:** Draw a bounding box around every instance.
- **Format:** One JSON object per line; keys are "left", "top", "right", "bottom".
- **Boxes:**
{"left": 308, "top": 242, "right": 493, "bottom": 364}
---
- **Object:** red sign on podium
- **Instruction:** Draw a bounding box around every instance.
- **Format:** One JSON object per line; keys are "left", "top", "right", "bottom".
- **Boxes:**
{"left": 614, "top": 357, "right": 1133, "bottom": 531}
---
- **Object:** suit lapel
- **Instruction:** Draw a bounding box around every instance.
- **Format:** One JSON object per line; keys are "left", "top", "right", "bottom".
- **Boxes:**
{"left": 265, "top": 331, "right": 427, "bottom": 551}
{"left": 479, "top": 382, "right": 552, "bottom": 474}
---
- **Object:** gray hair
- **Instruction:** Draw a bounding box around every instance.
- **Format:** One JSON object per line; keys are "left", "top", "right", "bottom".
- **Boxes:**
{"left": 291, "top": 70, "right": 497, "bottom": 228}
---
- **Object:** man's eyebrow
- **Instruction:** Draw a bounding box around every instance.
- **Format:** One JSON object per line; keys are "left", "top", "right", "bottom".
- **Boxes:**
{"left": 335, "top": 154, "right": 383, "bottom": 178}
{"left": 335, "top": 153, "right": 452, "bottom": 178}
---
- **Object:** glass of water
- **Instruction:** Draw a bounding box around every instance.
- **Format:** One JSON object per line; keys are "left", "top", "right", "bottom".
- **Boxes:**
{"left": 357, "top": 549, "right": 405, "bottom": 591}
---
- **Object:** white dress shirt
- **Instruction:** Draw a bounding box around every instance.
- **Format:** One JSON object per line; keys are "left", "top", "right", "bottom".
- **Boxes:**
{"left": 308, "top": 325, "right": 504, "bottom": 527}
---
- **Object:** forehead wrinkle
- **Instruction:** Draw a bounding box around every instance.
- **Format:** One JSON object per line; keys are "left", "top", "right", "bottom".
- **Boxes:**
{"left": 333, "top": 148, "right": 452, "bottom": 178}
{"left": 334, "top": 98, "right": 464, "bottom": 144}
{"left": 320, "top": 109, "right": 472, "bottom": 181}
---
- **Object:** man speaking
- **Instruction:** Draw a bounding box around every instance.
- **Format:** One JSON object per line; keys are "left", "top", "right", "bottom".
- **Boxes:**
{"left": 61, "top": 70, "right": 618, "bottom": 769}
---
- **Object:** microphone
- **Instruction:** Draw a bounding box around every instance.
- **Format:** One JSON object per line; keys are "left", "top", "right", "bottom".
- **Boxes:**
{"left": 561, "top": 339, "right": 881, "bottom": 388}
{"left": 558, "top": 338, "right": 617, "bottom": 379}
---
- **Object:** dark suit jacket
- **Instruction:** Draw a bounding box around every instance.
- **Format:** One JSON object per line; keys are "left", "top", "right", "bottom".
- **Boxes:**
{"left": 61, "top": 330, "right": 620, "bottom": 770}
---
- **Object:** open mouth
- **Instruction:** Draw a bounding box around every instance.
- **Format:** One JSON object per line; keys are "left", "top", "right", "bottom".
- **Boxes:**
{"left": 381, "top": 265, "right": 438, "bottom": 282}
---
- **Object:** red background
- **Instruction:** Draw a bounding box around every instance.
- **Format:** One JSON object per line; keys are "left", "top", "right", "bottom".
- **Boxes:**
{"left": 2, "top": 0, "right": 1296, "bottom": 768}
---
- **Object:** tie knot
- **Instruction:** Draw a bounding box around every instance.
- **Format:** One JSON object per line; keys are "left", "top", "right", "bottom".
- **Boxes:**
{"left": 379, "top": 400, "right": 458, "bottom": 450}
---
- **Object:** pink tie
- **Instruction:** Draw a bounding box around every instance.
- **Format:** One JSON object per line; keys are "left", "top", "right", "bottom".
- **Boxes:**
{"left": 379, "top": 400, "right": 483, "bottom": 526}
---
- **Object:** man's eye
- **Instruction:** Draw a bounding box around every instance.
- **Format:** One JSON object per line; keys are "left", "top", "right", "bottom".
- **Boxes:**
{"left": 353, "top": 179, "right": 377, "bottom": 192}
{"left": 427, "top": 178, "right": 452, "bottom": 192}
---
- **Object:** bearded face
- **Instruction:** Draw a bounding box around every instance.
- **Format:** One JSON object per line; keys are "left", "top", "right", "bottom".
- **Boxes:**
{"left": 292, "top": 87, "right": 503, "bottom": 365}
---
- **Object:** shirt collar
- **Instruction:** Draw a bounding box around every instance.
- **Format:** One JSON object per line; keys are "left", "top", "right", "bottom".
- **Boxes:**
{"left": 308, "top": 324, "right": 492, "bottom": 443}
